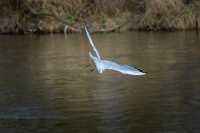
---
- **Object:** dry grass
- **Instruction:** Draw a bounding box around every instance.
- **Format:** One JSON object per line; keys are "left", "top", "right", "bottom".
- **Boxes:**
{"left": 138, "top": 0, "right": 197, "bottom": 30}
{"left": 94, "top": 0, "right": 126, "bottom": 15}
{"left": 24, "top": 0, "right": 126, "bottom": 16}
{"left": 1, "top": 0, "right": 200, "bottom": 32}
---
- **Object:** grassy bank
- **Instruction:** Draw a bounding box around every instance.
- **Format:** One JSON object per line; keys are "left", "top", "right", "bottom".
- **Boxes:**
{"left": 0, "top": 0, "right": 199, "bottom": 33}
{"left": 137, "top": 0, "right": 200, "bottom": 31}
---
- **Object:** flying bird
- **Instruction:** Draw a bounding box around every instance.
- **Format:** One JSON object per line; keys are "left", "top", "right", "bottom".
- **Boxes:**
{"left": 85, "top": 26, "right": 145, "bottom": 76}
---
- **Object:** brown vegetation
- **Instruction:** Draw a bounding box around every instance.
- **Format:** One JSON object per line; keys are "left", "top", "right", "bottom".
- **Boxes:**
{"left": 0, "top": 0, "right": 199, "bottom": 33}
{"left": 138, "top": 0, "right": 200, "bottom": 30}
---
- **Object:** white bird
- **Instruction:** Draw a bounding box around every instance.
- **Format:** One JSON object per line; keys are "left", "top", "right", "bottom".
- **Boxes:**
{"left": 85, "top": 26, "right": 146, "bottom": 76}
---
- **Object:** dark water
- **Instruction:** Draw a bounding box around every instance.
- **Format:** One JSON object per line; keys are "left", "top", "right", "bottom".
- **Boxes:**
{"left": 0, "top": 32, "right": 200, "bottom": 133}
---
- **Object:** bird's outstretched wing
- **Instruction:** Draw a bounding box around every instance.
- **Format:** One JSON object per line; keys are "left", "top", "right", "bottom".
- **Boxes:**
{"left": 101, "top": 60, "right": 145, "bottom": 76}
{"left": 84, "top": 26, "right": 101, "bottom": 60}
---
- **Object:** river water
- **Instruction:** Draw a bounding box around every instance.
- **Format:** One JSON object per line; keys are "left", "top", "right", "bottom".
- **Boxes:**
{"left": 0, "top": 32, "right": 200, "bottom": 133}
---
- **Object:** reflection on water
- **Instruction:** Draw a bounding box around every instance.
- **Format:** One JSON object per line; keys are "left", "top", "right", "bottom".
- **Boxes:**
{"left": 0, "top": 32, "right": 200, "bottom": 132}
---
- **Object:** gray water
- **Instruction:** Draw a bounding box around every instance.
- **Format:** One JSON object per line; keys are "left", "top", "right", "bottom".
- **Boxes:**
{"left": 0, "top": 32, "right": 200, "bottom": 133}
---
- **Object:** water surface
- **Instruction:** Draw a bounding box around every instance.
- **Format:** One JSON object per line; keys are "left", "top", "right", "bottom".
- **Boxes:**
{"left": 0, "top": 32, "right": 200, "bottom": 133}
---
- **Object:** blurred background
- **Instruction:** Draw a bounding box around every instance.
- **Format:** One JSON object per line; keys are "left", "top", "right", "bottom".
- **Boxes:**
{"left": 0, "top": 0, "right": 200, "bottom": 33}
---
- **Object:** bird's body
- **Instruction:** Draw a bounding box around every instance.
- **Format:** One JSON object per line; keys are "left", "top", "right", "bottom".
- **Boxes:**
{"left": 85, "top": 26, "right": 145, "bottom": 76}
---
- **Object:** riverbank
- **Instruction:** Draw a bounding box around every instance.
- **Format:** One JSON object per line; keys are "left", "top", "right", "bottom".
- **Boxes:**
{"left": 0, "top": 0, "right": 200, "bottom": 34}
